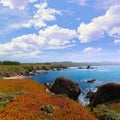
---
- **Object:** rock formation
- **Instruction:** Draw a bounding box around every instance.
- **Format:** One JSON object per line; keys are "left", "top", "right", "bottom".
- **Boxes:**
{"left": 90, "top": 83, "right": 120, "bottom": 106}
{"left": 87, "top": 79, "right": 96, "bottom": 83}
{"left": 50, "top": 77, "right": 81, "bottom": 100}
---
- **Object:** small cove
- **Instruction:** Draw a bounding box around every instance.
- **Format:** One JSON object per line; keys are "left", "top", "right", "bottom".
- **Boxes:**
{"left": 31, "top": 66, "right": 120, "bottom": 106}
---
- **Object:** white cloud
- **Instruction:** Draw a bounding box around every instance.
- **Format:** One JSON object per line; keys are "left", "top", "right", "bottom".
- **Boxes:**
{"left": 78, "top": 5, "right": 120, "bottom": 43}
{"left": 0, "top": 6, "right": 30, "bottom": 36}
{"left": 108, "top": 27, "right": 120, "bottom": 38}
{"left": 77, "top": 22, "right": 104, "bottom": 43}
{"left": 94, "top": 0, "right": 120, "bottom": 10}
{"left": 0, "top": 34, "right": 42, "bottom": 56}
{"left": 13, "top": 50, "right": 41, "bottom": 58}
{"left": 23, "top": 2, "right": 62, "bottom": 28}
{"left": 0, "top": 0, "right": 37, "bottom": 10}
{"left": 114, "top": 39, "right": 120, "bottom": 44}
{"left": 0, "top": 1, "right": 62, "bottom": 35}
{"left": 69, "top": 51, "right": 120, "bottom": 62}
{"left": 39, "top": 25, "right": 77, "bottom": 49}
{"left": 0, "top": 25, "right": 77, "bottom": 57}
{"left": 76, "top": 17, "right": 81, "bottom": 21}
{"left": 82, "top": 47, "right": 102, "bottom": 54}
{"left": 67, "top": 0, "right": 87, "bottom": 6}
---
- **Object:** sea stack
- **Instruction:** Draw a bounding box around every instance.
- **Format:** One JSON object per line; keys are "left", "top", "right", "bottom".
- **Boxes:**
{"left": 50, "top": 77, "right": 81, "bottom": 100}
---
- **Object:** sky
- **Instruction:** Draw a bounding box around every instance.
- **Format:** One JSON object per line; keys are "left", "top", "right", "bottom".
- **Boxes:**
{"left": 0, "top": 0, "right": 120, "bottom": 62}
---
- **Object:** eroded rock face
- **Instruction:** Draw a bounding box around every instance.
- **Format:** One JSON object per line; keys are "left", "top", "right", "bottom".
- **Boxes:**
{"left": 90, "top": 83, "right": 120, "bottom": 106}
{"left": 50, "top": 77, "right": 81, "bottom": 100}
{"left": 86, "top": 90, "right": 94, "bottom": 101}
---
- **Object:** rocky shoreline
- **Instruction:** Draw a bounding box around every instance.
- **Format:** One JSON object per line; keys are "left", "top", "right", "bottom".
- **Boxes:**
{"left": 46, "top": 77, "right": 120, "bottom": 119}
{"left": 0, "top": 65, "right": 68, "bottom": 79}
{"left": 1, "top": 71, "right": 120, "bottom": 120}
{"left": 45, "top": 77, "right": 120, "bottom": 104}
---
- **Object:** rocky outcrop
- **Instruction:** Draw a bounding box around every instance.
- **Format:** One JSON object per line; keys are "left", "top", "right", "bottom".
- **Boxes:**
{"left": 50, "top": 77, "right": 81, "bottom": 100}
{"left": 1, "top": 65, "right": 68, "bottom": 78}
{"left": 90, "top": 83, "right": 120, "bottom": 106}
{"left": 87, "top": 65, "right": 91, "bottom": 69}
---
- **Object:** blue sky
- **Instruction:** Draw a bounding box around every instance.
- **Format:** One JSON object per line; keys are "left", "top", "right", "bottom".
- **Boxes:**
{"left": 0, "top": 0, "right": 120, "bottom": 62}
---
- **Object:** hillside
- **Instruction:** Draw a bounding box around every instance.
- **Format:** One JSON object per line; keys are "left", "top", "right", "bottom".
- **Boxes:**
{"left": 0, "top": 63, "right": 67, "bottom": 78}
{"left": 0, "top": 79, "right": 97, "bottom": 120}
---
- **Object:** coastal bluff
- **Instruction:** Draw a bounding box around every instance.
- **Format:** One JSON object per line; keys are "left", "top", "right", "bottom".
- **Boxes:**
{"left": 0, "top": 79, "right": 97, "bottom": 120}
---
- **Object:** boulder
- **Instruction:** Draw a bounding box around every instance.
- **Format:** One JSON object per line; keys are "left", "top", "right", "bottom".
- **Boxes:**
{"left": 50, "top": 77, "right": 81, "bottom": 100}
{"left": 3, "top": 72, "right": 11, "bottom": 77}
{"left": 90, "top": 83, "right": 120, "bottom": 106}
{"left": 86, "top": 65, "right": 94, "bottom": 69}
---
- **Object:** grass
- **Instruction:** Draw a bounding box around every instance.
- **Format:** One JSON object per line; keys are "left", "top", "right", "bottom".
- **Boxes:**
{"left": 0, "top": 63, "right": 67, "bottom": 78}
{"left": 92, "top": 104, "right": 120, "bottom": 120}
{"left": 0, "top": 79, "right": 97, "bottom": 120}
{"left": 0, "top": 100, "right": 9, "bottom": 110}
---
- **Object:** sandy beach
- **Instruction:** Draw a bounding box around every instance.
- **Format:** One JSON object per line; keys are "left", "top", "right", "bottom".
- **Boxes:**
{"left": 3, "top": 75, "right": 28, "bottom": 79}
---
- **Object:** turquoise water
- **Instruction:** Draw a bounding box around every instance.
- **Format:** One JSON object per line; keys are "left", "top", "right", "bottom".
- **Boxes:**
{"left": 31, "top": 66, "right": 120, "bottom": 105}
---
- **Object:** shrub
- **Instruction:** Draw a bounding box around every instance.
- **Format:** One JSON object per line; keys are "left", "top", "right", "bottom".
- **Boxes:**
{"left": 2, "top": 61, "right": 20, "bottom": 65}
{"left": 40, "top": 104, "right": 54, "bottom": 115}
{"left": 97, "top": 109, "right": 120, "bottom": 120}
{"left": 0, "top": 100, "right": 9, "bottom": 110}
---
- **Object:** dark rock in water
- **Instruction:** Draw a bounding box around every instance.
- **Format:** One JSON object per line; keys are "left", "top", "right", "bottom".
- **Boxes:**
{"left": 50, "top": 77, "right": 81, "bottom": 100}
{"left": 90, "top": 83, "right": 120, "bottom": 106}
{"left": 78, "top": 66, "right": 83, "bottom": 69}
{"left": 87, "top": 65, "right": 91, "bottom": 69}
{"left": 52, "top": 68, "right": 56, "bottom": 71}
{"left": 86, "top": 90, "right": 95, "bottom": 101}
{"left": 56, "top": 68, "right": 61, "bottom": 71}
{"left": 87, "top": 79, "right": 96, "bottom": 83}
{"left": 86, "top": 65, "right": 94, "bottom": 69}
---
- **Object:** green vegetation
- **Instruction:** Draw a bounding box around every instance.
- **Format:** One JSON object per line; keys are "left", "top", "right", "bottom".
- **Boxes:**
{"left": 0, "top": 91, "right": 27, "bottom": 110}
{"left": 0, "top": 93, "right": 14, "bottom": 110}
{"left": 93, "top": 104, "right": 120, "bottom": 120}
{"left": 0, "top": 100, "right": 9, "bottom": 110}
{"left": 96, "top": 109, "right": 120, "bottom": 120}
{"left": 40, "top": 104, "right": 54, "bottom": 115}
{"left": 0, "top": 61, "right": 20, "bottom": 65}
{"left": 0, "top": 62, "right": 67, "bottom": 78}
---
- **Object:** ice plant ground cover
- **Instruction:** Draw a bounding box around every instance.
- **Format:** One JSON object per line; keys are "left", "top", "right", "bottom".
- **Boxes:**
{"left": 0, "top": 79, "right": 97, "bottom": 120}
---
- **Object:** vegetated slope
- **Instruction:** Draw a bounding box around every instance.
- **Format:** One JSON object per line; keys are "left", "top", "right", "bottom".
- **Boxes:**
{"left": 0, "top": 79, "right": 97, "bottom": 120}
{"left": 0, "top": 64, "right": 67, "bottom": 78}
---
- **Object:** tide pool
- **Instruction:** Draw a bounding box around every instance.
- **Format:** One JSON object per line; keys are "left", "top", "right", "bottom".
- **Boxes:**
{"left": 31, "top": 66, "right": 120, "bottom": 106}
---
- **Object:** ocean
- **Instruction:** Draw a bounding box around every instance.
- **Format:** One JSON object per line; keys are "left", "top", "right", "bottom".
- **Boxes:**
{"left": 30, "top": 66, "right": 120, "bottom": 106}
